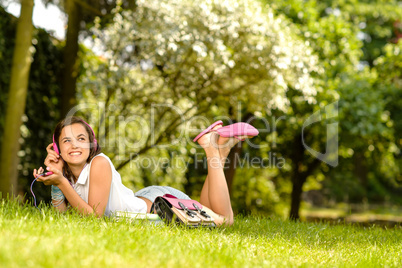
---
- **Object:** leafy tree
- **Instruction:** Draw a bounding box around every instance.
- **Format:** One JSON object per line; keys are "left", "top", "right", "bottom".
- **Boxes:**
{"left": 43, "top": 0, "right": 135, "bottom": 116}
{"left": 267, "top": 0, "right": 401, "bottom": 218}
{"left": 0, "top": 5, "right": 63, "bottom": 202}
{"left": 76, "top": 0, "right": 320, "bottom": 196}
{"left": 19, "top": 29, "right": 63, "bottom": 202}
{"left": 374, "top": 40, "right": 402, "bottom": 149}
{"left": 0, "top": 6, "right": 16, "bottom": 142}
{"left": 0, "top": 0, "right": 34, "bottom": 198}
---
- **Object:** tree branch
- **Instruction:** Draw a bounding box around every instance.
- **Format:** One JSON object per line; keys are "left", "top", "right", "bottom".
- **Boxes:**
{"left": 73, "top": 0, "right": 103, "bottom": 16}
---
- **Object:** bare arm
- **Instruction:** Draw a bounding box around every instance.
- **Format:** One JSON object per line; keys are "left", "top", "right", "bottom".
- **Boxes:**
{"left": 38, "top": 156, "right": 112, "bottom": 217}
{"left": 43, "top": 143, "right": 66, "bottom": 212}
{"left": 33, "top": 165, "right": 67, "bottom": 213}
{"left": 87, "top": 156, "right": 112, "bottom": 216}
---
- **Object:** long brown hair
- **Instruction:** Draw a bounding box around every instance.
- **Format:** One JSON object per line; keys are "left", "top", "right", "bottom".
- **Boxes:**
{"left": 53, "top": 116, "right": 101, "bottom": 183}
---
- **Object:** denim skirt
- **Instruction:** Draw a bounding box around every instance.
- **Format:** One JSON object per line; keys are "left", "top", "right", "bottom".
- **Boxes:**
{"left": 134, "top": 186, "right": 190, "bottom": 202}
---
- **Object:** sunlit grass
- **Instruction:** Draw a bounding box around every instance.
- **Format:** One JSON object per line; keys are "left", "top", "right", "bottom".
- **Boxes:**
{"left": 301, "top": 205, "right": 402, "bottom": 227}
{"left": 1, "top": 199, "right": 401, "bottom": 267}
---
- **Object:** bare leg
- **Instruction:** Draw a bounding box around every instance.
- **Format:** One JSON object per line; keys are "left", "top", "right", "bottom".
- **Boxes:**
{"left": 200, "top": 175, "right": 211, "bottom": 208}
{"left": 197, "top": 126, "right": 233, "bottom": 224}
{"left": 198, "top": 125, "right": 257, "bottom": 225}
{"left": 199, "top": 138, "right": 239, "bottom": 208}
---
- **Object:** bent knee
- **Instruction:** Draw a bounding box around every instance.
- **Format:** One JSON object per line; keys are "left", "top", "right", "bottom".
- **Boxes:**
{"left": 225, "top": 217, "right": 234, "bottom": 226}
{"left": 202, "top": 206, "right": 234, "bottom": 226}
{"left": 216, "top": 215, "right": 234, "bottom": 226}
{"left": 213, "top": 213, "right": 234, "bottom": 226}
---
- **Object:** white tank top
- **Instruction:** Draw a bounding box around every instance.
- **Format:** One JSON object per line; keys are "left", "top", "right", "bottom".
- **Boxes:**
{"left": 74, "top": 153, "right": 147, "bottom": 216}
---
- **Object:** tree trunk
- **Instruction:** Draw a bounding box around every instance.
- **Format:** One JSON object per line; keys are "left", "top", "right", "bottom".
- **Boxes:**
{"left": 353, "top": 152, "right": 368, "bottom": 202}
{"left": 289, "top": 173, "right": 307, "bottom": 220}
{"left": 0, "top": 0, "right": 34, "bottom": 198}
{"left": 61, "top": 0, "right": 82, "bottom": 117}
{"left": 288, "top": 132, "right": 302, "bottom": 220}
{"left": 288, "top": 131, "right": 321, "bottom": 220}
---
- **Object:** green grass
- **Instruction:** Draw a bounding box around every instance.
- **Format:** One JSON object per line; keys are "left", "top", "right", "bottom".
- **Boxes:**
{"left": 301, "top": 206, "right": 402, "bottom": 226}
{"left": 1, "top": 199, "right": 402, "bottom": 267}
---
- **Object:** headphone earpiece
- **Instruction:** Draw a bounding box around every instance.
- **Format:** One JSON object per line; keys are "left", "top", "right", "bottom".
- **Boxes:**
{"left": 53, "top": 134, "right": 60, "bottom": 155}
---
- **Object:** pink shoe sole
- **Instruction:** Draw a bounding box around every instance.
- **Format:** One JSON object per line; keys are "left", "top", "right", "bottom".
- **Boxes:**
{"left": 193, "top": 120, "right": 224, "bottom": 142}
{"left": 216, "top": 122, "right": 259, "bottom": 141}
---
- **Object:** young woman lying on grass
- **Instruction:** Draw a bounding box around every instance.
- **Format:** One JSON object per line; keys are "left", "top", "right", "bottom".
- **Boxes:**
{"left": 33, "top": 116, "right": 258, "bottom": 226}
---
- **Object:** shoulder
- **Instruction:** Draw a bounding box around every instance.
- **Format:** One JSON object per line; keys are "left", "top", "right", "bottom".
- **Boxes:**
{"left": 91, "top": 154, "right": 110, "bottom": 167}
{"left": 89, "top": 154, "right": 112, "bottom": 178}
{"left": 89, "top": 153, "right": 113, "bottom": 169}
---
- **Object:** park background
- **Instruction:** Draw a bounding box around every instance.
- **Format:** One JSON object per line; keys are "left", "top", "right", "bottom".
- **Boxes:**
{"left": 0, "top": 0, "right": 401, "bottom": 223}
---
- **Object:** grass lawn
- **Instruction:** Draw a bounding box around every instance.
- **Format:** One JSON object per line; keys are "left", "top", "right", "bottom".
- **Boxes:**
{"left": 1, "top": 199, "right": 401, "bottom": 267}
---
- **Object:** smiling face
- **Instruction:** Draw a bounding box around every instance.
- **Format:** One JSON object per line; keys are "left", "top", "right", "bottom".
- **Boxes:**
{"left": 58, "top": 123, "right": 91, "bottom": 166}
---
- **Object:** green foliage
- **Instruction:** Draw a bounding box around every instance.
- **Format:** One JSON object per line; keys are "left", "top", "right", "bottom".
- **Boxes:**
{"left": 231, "top": 157, "right": 282, "bottom": 216}
{"left": 266, "top": 0, "right": 402, "bottom": 210}
{"left": 3, "top": 0, "right": 400, "bottom": 215}
{"left": 1, "top": 199, "right": 402, "bottom": 267}
{"left": 0, "top": 6, "right": 63, "bottom": 201}
{"left": 0, "top": 6, "right": 16, "bottom": 149}
{"left": 375, "top": 40, "right": 402, "bottom": 143}
{"left": 339, "top": 0, "right": 402, "bottom": 64}
{"left": 327, "top": 44, "right": 402, "bottom": 205}
{"left": 77, "top": 0, "right": 319, "bottom": 193}
{"left": 269, "top": 0, "right": 363, "bottom": 68}
{"left": 270, "top": 0, "right": 402, "bottom": 65}
{"left": 372, "top": 40, "right": 402, "bottom": 188}
{"left": 75, "top": 0, "right": 401, "bottom": 214}
{"left": 19, "top": 28, "right": 63, "bottom": 200}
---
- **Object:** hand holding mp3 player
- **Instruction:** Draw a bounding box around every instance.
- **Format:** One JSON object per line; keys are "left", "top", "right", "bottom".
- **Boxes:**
{"left": 38, "top": 171, "right": 54, "bottom": 177}
{"left": 33, "top": 166, "right": 54, "bottom": 179}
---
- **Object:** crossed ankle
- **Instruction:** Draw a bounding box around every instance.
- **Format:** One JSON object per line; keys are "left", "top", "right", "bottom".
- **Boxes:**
{"left": 206, "top": 156, "right": 225, "bottom": 169}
